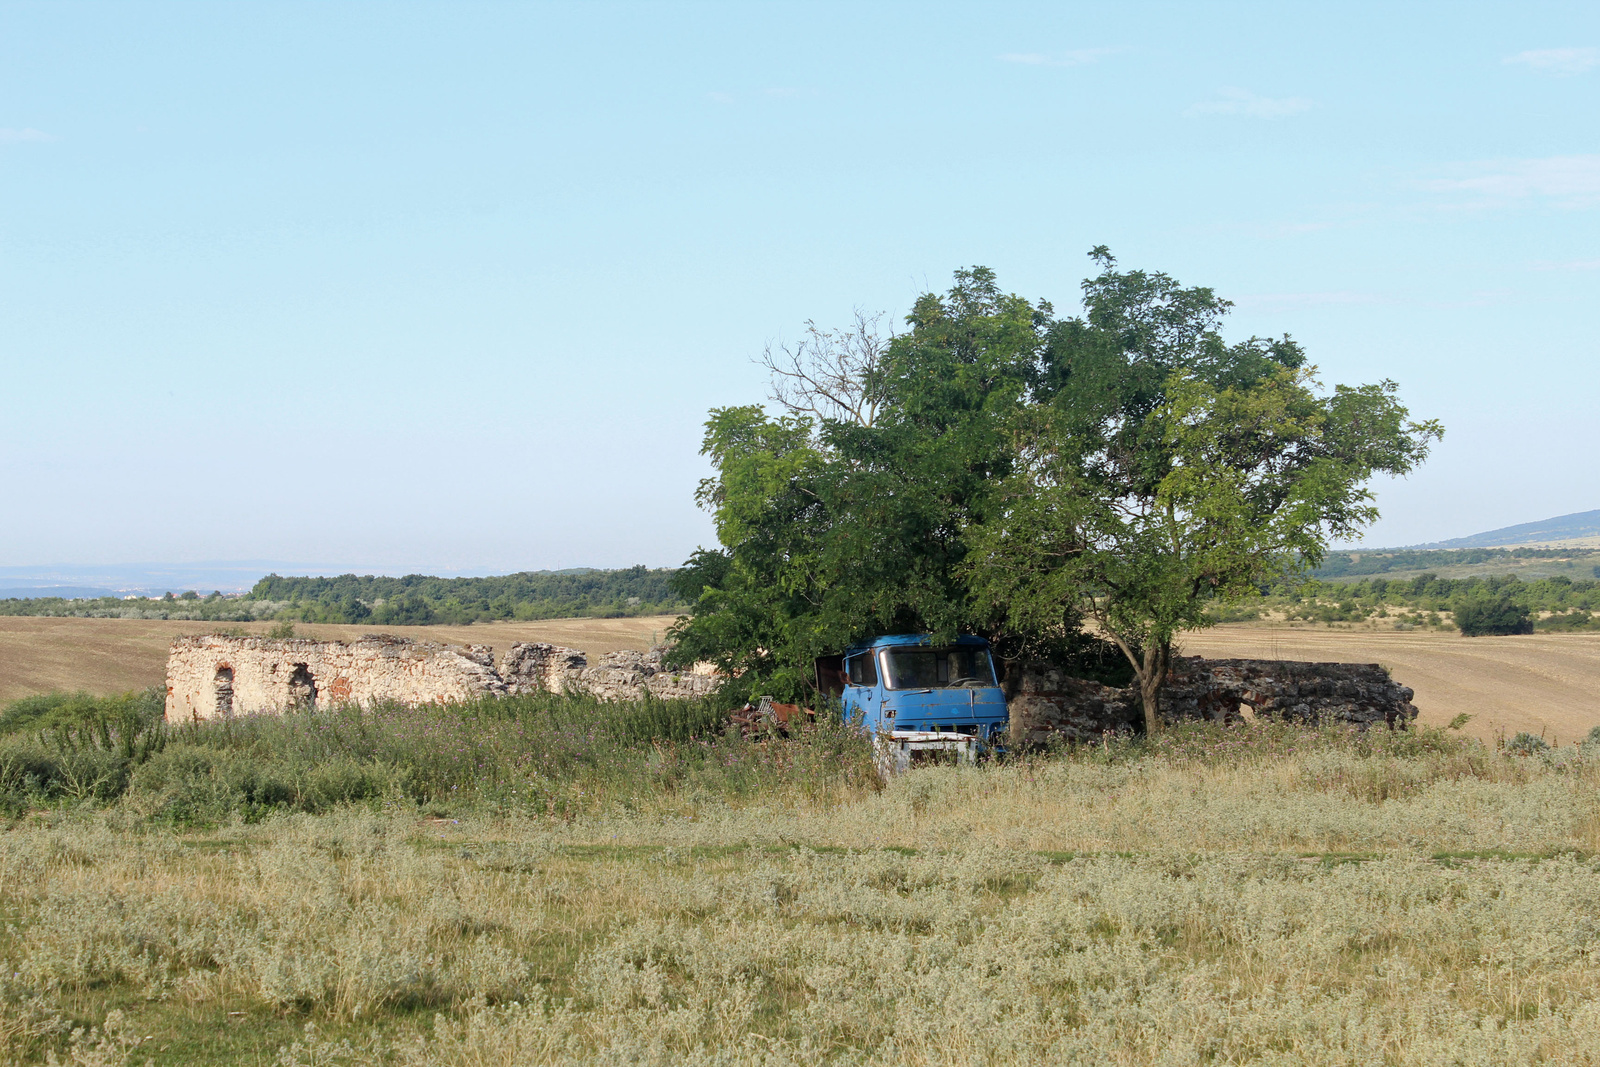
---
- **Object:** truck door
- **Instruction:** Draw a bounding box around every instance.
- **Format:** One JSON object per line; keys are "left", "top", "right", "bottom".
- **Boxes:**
{"left": 814, "top": 655, "right": 845, "bottom": 698}
{"left": 841, "top": 649, "right": 883, "bottom": 730}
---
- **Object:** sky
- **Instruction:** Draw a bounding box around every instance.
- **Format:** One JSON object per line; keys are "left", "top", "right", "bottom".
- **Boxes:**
{"left": 2, "top": 0, "right": 1596, "bottom": 578}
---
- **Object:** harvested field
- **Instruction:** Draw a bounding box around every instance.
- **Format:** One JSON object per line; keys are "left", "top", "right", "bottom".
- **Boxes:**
{"left": 5, "top": 618, "right": 1597, "bottom": 749}
{"left": 0, "top": 615, "right": 681, "bottom": 704}
{"left": 1183, "top": 624, "right": 1600, "bottom": 745}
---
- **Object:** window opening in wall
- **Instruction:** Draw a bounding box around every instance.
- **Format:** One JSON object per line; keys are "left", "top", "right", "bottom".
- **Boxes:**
{"left": 288, "top": 664, "right": 317, "bottom": 710}
{"left": 214, "top": 666, "right": 234, "bottom": 717}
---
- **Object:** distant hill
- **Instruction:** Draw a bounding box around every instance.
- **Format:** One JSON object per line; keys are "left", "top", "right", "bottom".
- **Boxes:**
{"left": 1411, "top": 509, "right": 1600, "bottom": 549}
{"left": 0, "top": 586, "right": 122, "bottom": 601}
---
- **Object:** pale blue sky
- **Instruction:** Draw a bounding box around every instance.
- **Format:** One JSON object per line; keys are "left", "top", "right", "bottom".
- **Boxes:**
{"left": 2, "top": 1, "right": 1596, "bottom": 575}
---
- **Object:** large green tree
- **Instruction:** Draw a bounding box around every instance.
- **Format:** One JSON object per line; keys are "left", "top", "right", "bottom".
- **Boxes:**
{"left": 668, "top": 268, "right": 1070, "bottom": 697}
{"left": 963, "top": 251, "right": 1441, "bottom": 731}
{"left": 670, "top": 254, "right": 1439, "bottom": 723}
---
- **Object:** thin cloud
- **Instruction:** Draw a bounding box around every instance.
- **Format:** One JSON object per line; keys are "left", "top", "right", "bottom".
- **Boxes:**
{"left": 1234, "top": 291, "right": 1387, "bottom": 310}
{"left": 1264, "top": 221, "right": 1335, "bottom": 237}
{"left": 1530, "top": 258, "right": 1600, "bottom": 271}
{"left": 1185, "top": 88, "right": 1311, "bottom": 118}
{"left": 0, "top": 128, "right": 54, "bottom": 143}
{"left": 1236, "top": 289, "right": 1512, "bottom": 311}
{"left": 1423, "top": 155, "right": 1600, "bottom": 209}
{"left": 998, "top": 47, "right": 1120, "bottom": 68}
{"left": 1503, "top": 48, "right": 1599, "bottom": 75}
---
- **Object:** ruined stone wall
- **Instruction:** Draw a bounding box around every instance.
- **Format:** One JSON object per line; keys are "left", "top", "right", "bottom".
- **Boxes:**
{"left": 1006, "top": 667, "right": 1141, "bottom": 746}
{"left": 166, "top": 635, "right": 723, "bottom": 722}
{"left": 501, "top": 643, "right": 720, "bottom": 701}
{"left": 1162, "top": 657, "right": 1418, "bottom": 728}
{"left": 172, "top": 634, "right": 1408, "bottom": 741}
{"left": 165, "top": 634, "right": 507, "bottom": 723}
{"left": 1008, "top": 656, "right": 1418, "bottom": 746}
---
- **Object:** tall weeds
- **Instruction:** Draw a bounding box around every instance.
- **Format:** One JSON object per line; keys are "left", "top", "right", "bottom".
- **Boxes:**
{"left": 4, "top": 717, "right": 1600, "bottom": 1063}
{"left": 0, "top": 689, "right": 878, "bottom": 822}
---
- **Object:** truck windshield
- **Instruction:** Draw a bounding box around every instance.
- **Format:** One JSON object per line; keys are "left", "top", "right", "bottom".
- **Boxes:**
{"left": 882, "top": 646, "right": 996, "bottom": 690}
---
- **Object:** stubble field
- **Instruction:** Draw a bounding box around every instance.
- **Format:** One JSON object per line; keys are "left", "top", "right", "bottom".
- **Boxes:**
{"left": 5, "top": 616, "right": 1596, "bottom": 746}
{"left": 0, "top": 614, "right": 680, "bottom": 704}
{"left": 1180, "top": 626, "right": 1600, "bottom": 745}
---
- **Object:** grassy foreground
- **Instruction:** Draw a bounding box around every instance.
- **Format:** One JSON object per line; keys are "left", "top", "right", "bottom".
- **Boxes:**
{"left": 4, "top": 707, "right": 1600, "bottom": 1064}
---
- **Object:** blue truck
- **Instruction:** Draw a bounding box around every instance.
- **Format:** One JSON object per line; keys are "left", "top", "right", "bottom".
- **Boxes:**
{"left": 814, "top": 634, "right": 1009, "bottom": 774}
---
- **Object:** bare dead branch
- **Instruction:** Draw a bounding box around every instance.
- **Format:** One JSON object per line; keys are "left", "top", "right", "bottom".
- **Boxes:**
{"left": 756, "top": 308, "right": 890, "bottom": 427}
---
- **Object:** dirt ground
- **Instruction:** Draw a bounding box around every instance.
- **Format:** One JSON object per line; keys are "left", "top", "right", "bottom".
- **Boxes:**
{"left": 0, "top": 615, "right": 682, "bottom": 705}
{"left": 1181, "top": 624, "right": 1600, "bottom": 745}
{"left": 4, "top": 616, "right": 1596, "bottom": 747}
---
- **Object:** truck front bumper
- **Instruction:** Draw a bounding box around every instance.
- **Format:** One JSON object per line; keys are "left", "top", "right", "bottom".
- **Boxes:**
{"left": 874, "top": 729, "right": 1000, "bottom": 777}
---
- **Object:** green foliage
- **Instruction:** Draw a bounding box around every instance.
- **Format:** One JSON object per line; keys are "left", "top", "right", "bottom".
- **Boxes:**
{"left": 669, "top": 267, "right": 1100, "bottom": 697}
{"left": 248, "top": 566, "right": 687, "bottom": 624}
{"left": 674, "top": 255, "right": 1438, "bottom": 726}
{"left": 1213, "top": 566, "right": 1600, "bottom": 631}
{"left": 0, "top": 688, "right": 167, "bottom": 758}
{"left": 1541, "top": 609, "right": 1599, "bottom": 632}
{"left": 1503, "top": 731, "right": 1549, "bottom": 755}
{"left": 266, "top": 620, "right": 297, "bottom": 639}
{"left": 1453, "top": 592, "right": 1534, "bottom": 637}
{"left": 0, "top": 689, "right": 168, "bottom": 810}
{"left": 962, "top": 251, "right": 1438, "bottom": 731}
{"left": 0, "top": 593, "right": 272, "bottom": 622}
{"left": 1313, "top": 546, "right": 1596, "bottom": 578}
{"left": 0, "top": 688, "right": 873, "bottom": 824}
{"left": 0, "top": 567, "right": 690, "bottom": 624}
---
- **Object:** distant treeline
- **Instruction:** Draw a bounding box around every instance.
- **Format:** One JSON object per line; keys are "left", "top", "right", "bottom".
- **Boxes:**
{"left": 1215, "top": 572, "right": 1600, "bottom": 632}
{"left": 1289, "top": 573, "right": 1600, "bottom": 613}
{"left": 6, "top": 550, "right": 1596, "bottom": 628}
{"left": 0, "top": 567, "right": 689, "bottom": 625}
{"left": 246, "top": 567, "right": 686, "bottom": 625}
{"left": 0, "top": 592, "right": 274, "bottom": 623}
{"left": 1312, "top": 546, "right": 1598, "bottom": 579}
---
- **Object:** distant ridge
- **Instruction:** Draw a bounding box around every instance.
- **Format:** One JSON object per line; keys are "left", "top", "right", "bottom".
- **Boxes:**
{"left": 1408, "top": 509, "right": 1600, "bottom": 550}
{"left": 0, "top": 586, "right": 121, "bottom": 601}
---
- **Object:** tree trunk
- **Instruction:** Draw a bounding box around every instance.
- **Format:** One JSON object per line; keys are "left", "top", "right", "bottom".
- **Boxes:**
{"left": 1137, "top": 643, "right": 1171, "bottom": 735}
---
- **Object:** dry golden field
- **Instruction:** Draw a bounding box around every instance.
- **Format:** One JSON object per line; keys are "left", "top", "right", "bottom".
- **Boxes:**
{"left": 1182, "top": 624, "right": 1600, "bottom": 746}
{"left": 4, "top": 617, "right": 1598, "bottom": 747}
{"left": 0, "top": 615, "right": 681, "bottom": 704}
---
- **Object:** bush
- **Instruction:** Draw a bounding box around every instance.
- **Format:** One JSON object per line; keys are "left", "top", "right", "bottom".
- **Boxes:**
{"left": 127, "top": 747, "right": 404, "bottom": 823}
{"left": 1453, "top": 594, "right": 1533, "bottom": 637}
{"left": 1503, "top": 731, "right": 1549, "bottom": 755}
{"left": 1538, "top": 609, "right": 1598, "bottom": 632}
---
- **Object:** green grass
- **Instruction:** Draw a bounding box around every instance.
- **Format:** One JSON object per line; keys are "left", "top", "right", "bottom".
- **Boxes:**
{"left": 8, "top": 709, "right": 1600, "bottom": 1063}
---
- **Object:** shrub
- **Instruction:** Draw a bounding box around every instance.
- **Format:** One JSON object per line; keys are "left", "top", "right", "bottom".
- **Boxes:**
{"left": 1503, "top": 731, "right": 1549, "bottom": 755}
{"left": 1538, "top": 609, "right": 1598, "bottom": 632}
{"left": 1453, "top": 593, "right": 1533, "bottom": 637}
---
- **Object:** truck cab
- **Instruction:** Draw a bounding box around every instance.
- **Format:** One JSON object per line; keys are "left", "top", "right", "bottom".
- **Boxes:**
{"left": 816, "top": 635, "right": 1008, "bottom": 772}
